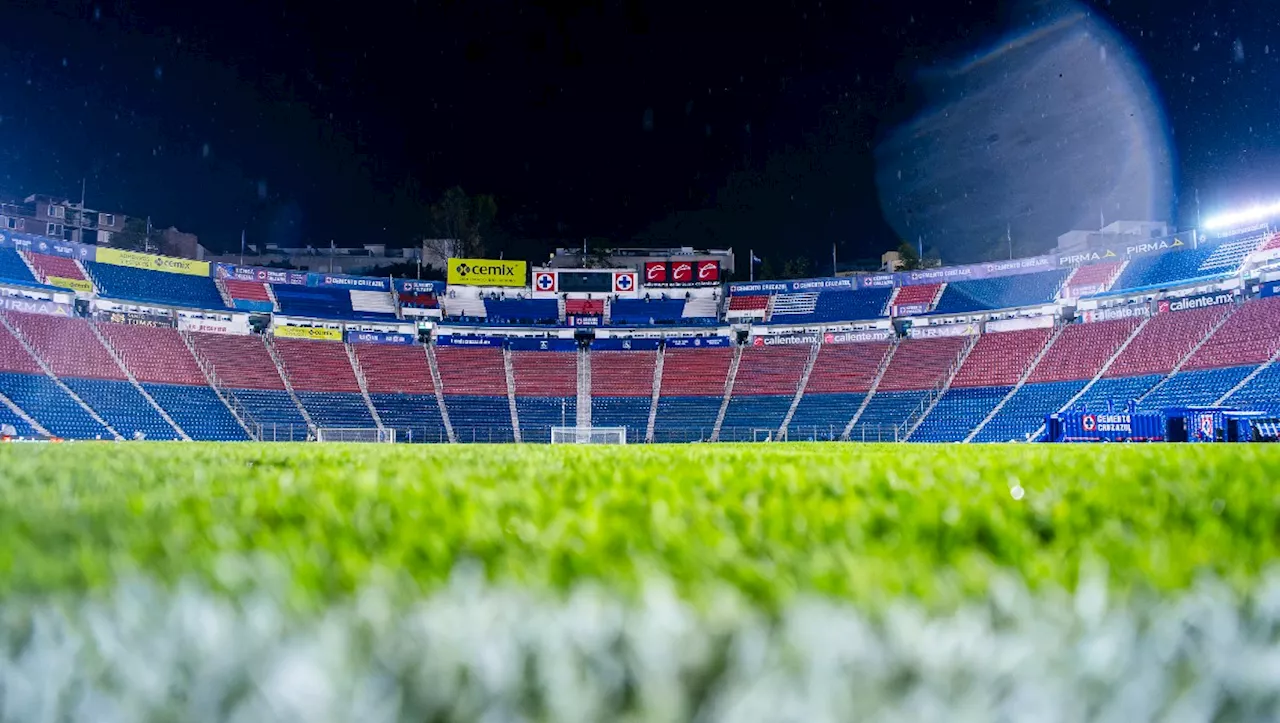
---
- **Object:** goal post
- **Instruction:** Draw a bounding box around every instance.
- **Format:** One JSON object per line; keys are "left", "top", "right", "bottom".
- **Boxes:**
{"left": 550, "top": 426, "right": 628, "bottom": 445}
{"left": 314, "top": 427, "right": 397, "bottom": 443}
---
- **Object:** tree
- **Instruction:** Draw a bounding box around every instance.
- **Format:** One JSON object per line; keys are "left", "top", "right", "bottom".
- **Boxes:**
{"left": 430, "top": 187, "right": 496, "bottom": 259}
{"left": 110, "top": 218, "right": 156, "bottom": 252}
{"left": 781, "top": 256, "right": 812, "bottom": 279}
{"left": 896, "top": 242, "right": 922, "bottom": 271}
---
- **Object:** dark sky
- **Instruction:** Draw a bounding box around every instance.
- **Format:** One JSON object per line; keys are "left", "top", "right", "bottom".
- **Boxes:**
{"left": 0, "top": 0, "right": 1277, "bottom": 268}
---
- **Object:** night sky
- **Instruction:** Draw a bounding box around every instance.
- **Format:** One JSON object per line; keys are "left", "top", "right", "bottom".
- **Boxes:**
{"left": 0, "top": 0, "right": 1277, "bottom": 269}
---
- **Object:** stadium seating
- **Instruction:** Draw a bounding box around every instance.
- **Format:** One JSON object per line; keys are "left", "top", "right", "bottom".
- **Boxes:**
{"left": 931, "top": 269, "right": 1069, "bottom": 314}
{"left": 768, "top": 288, "right": 891, "bottom": 324}
{"left": 720, "top": 344, "right": 811, "bottom": 437}
{"left": 892, "top": 283, "right": 942, "bottom": 312}
{"left": 849, "top": 390, "right": 929, "bottom": 440}
{"left": 1183, "top": 297, "right": 1280, "bottom": 370}
{"left": 0, "top": 371, "right": 111, "bottom": 439}
{"left": 611, "top": 298, "right": 686, "bottom": 325}
{"left": 0, "top": 403, "right": 35, "bottom": 437}
{"left": 681, "top": 296, "right": 719, "bottom": 321}
{"left": 910, "top": 386, "right": 1013, "bottom": 442}
{"left": 1110, "top": 245, "right": 1218, "bottom": 291}
{"left": 1076, "top": 374, "right": 1164, "bottom": 411}
{"left": 272, "top": 285, "right": 370, "bottom": 321}
{"left": 272, "top": 337, "right": 375, "bottom": 428}
{"left": 86, "top": 262, "right": 227, "bottom": 309}
{"left": 1224, "top": 363, "right": 1280, "bottom": 413}
{"left": 950, "top": 327, "right": 1053, "bottom": 388}
{"left": 726, "top": 295, "right": 768, "bottom": 314}
{"left": 1063, "top": 261, "right": 1123, "bottom": 297}
{"left": 223, "top": 279, "right": 274, "bottom": 312}
{"left": 144, "top": 383, "right": 249, "bottom": 441}
{"left": 1103, "top": 305, "right": 1227, "bottom": 379}
{"left": 787, "top": 341, "right": 892, "bottom": 440}
{"left": 565, "top": 299, "right": 604, "bottom": 317}
{"left": 6, "top": 313, "right": 126, "bottom": 380}
{"left": 398, "top": 291, "right": 439, "bottom": 310}
{"left": 189, "top": 332, "right": 308, "bottom": 435}
{"left": 590, "top": 349, "right": 655, "bottom": 443}
{"left": 99, "top": 323, "right": 207, "bottom": 386}
{"left": 27, "top": 253, "right": 87, "bottom": 284}
{"left": 435, "top": 346, "right": 513, "bottom": 442}
{"left": 1029, "top": 318, "right": 1142, "bottom": 383}
{"left": 0, "top": 248, "right": 37, "bottom": 285}
{"left": 875, "top": 336, "right": 968, "bottom": 392}
{"left": 1137, "top": 366, "right": 1256, "bottom": 412}
{"left": 484, "top": 298, "right": 558, "bottom": 325}
{"left": 511, "top": 350, "right": 577, "bottom": 442}
{"left": 61, "top": 377, "right": 180, "bottom": 440}
{"left": 350, "top": 290, "right": 396, "bottom": 316}
{"left": 971, "top": 380, "right": 1087, "bottom": 442}
{"left": 653, "top": 346, "right": 733, "bottom": 442}
{"left": 354, "top": 342, "right": 447, "bottom": 443}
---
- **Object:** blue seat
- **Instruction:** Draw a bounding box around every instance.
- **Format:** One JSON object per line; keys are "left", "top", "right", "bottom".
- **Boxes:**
{"left": 973, "top": 380, "right": 1087, "bottom": 442}
{"left": 370, "top": 393, "right": 448, "bottom": 443}
{"left": 0, "top": 372, "right": 110, "bottom": 439}
{"left": 0, "top": 248, "right": 37, "bottom": 285}
{"left": 1076, "top": 374, "right": 1164, "bottom": 412}
{"left": 444, "top": 395, "right": 515, "bottom": 442}
{"left": 1137, "top": 366, "right": 1256, "bottom": 412}
{"left": 86, "top": 262, "right": 226, "bottom": 309}
{"left": 932, "top": 269, "right": 1070, "bottom": 314}
{"left": 611, "top": 299, "right": 687, "bottom": 325}
{"left": 911, "top": 386, "right": 1011, "bottom": 442}
{"left": 652, "top": 396, "right": 722, "bottom": 442}
{"left": 1110, "top": 246, "right": 1219, "bottom": 292}
{"left": 145, "top": 383, "right": 250, "bottom": 441}
{"left": 769, "top": 288, "right": 891, "bottom": 324}
{"left": 787, "top": 392, "right": 865, "bottom": 440}
{"left": 228, "top": 388, "right": 308, "bottom": 440}
{"left": 515, "top": 397, "right": 576, "bottom": 442}
{"left": 718, "top": 395, "right": 793, "bottom": 441}
{"left": 62, "top": 377, "right": 180, "bottom": 440}
{"left": 590, "top": 397, "right": 651, "bottom": 443}
{"left": 849, "top": 390, "right": 929, "bottom": 440}
{"left": 295, "top": 391, "right": 376, "bottom": 428}
{"left": 1225, "top": 364, "right": 1280, "bottom": 413}
{"left": 484, "top": 299, "right": 559, "bottom": 325}
{"left": 271, "top": 285, "right": 394, "bottom": 321}
{"left": 0, "top": 402, "right": 36, "bottom": 436}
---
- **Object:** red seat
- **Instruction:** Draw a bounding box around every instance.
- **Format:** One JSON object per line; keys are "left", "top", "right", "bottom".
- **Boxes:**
{"left": 27, "top": 253, "right": 86, "bottom": 282}
{"left": 273, "top": 338, "right": 361, "bottom": 392}
{"left": 355, "top": 343, "right": 435, "bottom": 394}
{"left": 804, "top": 341, "right": 892, "bottom": 394}
{"left": 99, "top": 323, "right": 206, "bottom": 385}
{"left": 6, "top": 312, "right": 124, "bottom": 380}
{"left": 951, "top": 327, "right": 1053, "bottom": 388}
{"left": 223, "top": 279, "right": 271, "bottom": 302}
{"left": 190, "top": 333, "right": 287, "bottom": 390}
{"left": 877, "top": 337, "right": 968, "bottom": 391}
{"left": 1029, "top": 318, "right": 1141, "bottom": 383}
{"left": 435, "top": 347, "right": 508, "bottom": 396}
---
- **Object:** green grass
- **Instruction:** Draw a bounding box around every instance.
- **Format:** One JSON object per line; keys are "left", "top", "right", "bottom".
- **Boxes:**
{"left": 1, "top": 441, "right": 1276, "bottom": 610}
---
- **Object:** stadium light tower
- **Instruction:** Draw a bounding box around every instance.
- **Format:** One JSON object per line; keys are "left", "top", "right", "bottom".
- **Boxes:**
{"left": 1203, "top": 200, "right": 1280, "bottom": 231}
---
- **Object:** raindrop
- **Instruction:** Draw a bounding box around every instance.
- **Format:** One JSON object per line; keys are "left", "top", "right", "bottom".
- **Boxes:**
{"left": 642, "top": 107, "right": 654, "bottom": 132}
{"left": 93, "top": 6, "right": 100, "bottom": 20}
{"left": 154, "top": 65, "right": 163, "bottom": 80}
{"left": 1233, "top": 39, "right": 1245, "bottom": 63}
{"left": 1011, "top": 485, "right": 1025, "bottom": 501}
{"left": 257, "top": 180, "right": 268, "bottom": 199}
{"left": 1192, "top": 42, "right": 1201, "bottom": 52}
{"left": 201, "top": 143, "right": 210, "bottom": 158}
{"left": 1099, "top": 46, "right": 1106, "bottom": 63}
{"left": 61, "top": 58, "right": 68, "bottom": 67}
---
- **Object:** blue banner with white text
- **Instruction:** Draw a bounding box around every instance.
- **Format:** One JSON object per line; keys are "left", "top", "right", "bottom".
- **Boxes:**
{"left": 507, "top": 337, "right": 577, "bottom": 352}
{"left": 665, "top": 336, "right": 731, "bottom": 348}
{"left": 345, "top": 331, "right": 415, "bottom": 345}
{"left": 434, "top": 335, "right": 504, "bottom": 347}
{"left": 591, "top": 337, "right": 661, "bottom": 351}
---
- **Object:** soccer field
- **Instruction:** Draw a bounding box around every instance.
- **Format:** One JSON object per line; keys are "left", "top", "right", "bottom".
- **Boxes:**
{"left": 3, "top": 442, "right": 1279, "bottom": 720}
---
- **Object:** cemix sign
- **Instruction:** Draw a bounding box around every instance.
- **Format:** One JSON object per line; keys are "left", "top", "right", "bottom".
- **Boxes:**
{"left": 446, "top": 258, "right": 527, "bottom": 287}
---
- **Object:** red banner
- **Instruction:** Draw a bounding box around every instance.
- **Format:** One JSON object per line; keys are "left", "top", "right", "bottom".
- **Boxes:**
{"left": 644, "top": 262, "right": 667, "bottom": 283}
{"left": 696, "top": 260, "right": 720, "bottom": 282}
{"left": 671, "top": 261, "right": 693, "bottom": 283}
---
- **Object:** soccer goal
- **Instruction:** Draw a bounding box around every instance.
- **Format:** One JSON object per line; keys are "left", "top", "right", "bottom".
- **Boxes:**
{"left": 314, "top": 427, "right": 397, "bottom": 443}
{"left": 550, "top": 426, "right": 628, "bottom": 445}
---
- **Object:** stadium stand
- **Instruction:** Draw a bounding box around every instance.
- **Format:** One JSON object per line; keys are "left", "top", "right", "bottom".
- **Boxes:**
{"left": 350, "top": 290, "right": 397, "bottom": 317}
{"left": 272, "top": 284, "right": 392, "bottom": 321}
{"left": 891, "top": 283, "right": 942, "bottom": 313}
{"left": 1062, "top": 261, "right": 1123, "bottom": 297}
{"left": 26, "top": 253, "right": 87, "bottom": 284}
{"left": 1224, "top": 363, "right": 1280, "bottom": 413}
{"left": 846, "top": 336, "right": 969, "bottom": 438}
{"left": 1110, "top": 244, "right": 1218, "bottom": 291}
{"left": 1182, "top": 297, "right": 1280, "bottom": 370}
{"left": 188, "top": 332, "right": 309, "bottom": 435}
{"left": 611, "top": 298, "right": 686, "bottom": 325}
{"left": 271, "top": 337, "right": 376, "bottom": 429}
{"left": 565, "top": 299, "right": 604, "bottom": 317}
{"left": 719, "top": 343, "right": 811, "bottom": 440}
{"left": 0, "top": 404, "right": 35, "bottom": 437}
{"left": 767, "top": 288, "right": 891, "bottom": 324}
{"left": 681, "top": 296, "right": 720, "bottom": 321}
{"left": 354, "top": 342, "right": 448, "bottom": 443}
{"left": 223, "top": 279, "right": 274, "bottom": 311}
{"left": 511, "top": 350, "right": 577, "bottom": 442}
{"left": 725, "top": 295, "right": 769, "bottom": 317}
{"left": 787, "top": 340, "right": 892, "bottom": 440}
{"left": 0, "top": 318, "right": 112, "bottom": 438}
{"left": 1138, "top": 366, "right": 1256, "bottom": 412}
{"left": 653, "top": 345, "right": 733, "bottom": 442}
{"left": 1103, "top": 304, "right": 1229, "bottom": 379}
{"left": 0, "top": 248, "right": 37, "bottom": 285}
{"left": 398, "top": 291, "right": 439, "bottom": 310}
{"left": 590, "top": 348, "right": 656, "bottom": 443}
{"left": 484, "top": 298, "right": 559, "bottom": 325}
{"left": 86, "top": 262, "right": 227, "bottom": 309}
{"left": 434, "top": 345, "right": 514, "bottom": 442}
{"left": 931, "top": 269, "right": 1070, "bottom": 314}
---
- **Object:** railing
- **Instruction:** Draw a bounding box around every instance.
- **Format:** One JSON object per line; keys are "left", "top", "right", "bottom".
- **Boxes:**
{"left": 227, "top": 422, "right": 909, "bottom": 444}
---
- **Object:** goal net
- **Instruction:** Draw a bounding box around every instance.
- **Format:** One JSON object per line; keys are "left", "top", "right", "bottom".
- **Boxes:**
{"left": 550, "top": 426, "right": 628, "bottom": 445}
{"left": 314, "top": 427, "right": 397, "bottom": 443}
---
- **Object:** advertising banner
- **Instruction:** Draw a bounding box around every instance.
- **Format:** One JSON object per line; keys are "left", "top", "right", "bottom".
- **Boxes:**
{"left": 1080, "top": 304, "right": 1151, "bottom": 323}
{"left": 822, "top": 329, "right": 894, "bottom": 343}
{"left": 313, "top": 273, "right": 389, "bottom": 291}
{"left": 695, "top": 260, "right": 720, "bottom": 283}
{"left": 97, "top": 248, "right": 210, "bottom": 277}
{"left": 751, "top": 333, "right": 818, "bottom": 347}
{"left": 613, "top": 271, "right": 637, "bottom": 293}
{"left": 434, "top": 335, "right": 504, "bottom": 347}
{"left": 0, "top": 232, "right": 97, "bottom": 261}
{"left": 344, "top": 331, "right": 414, "bottom": 345}
{"left": 46, "top": 276, "right": 94, "bottom": 293}
{"left": 1260, "top": 282, "right": 1280, "bottom": 299}
{"left": 729, "top": 277, "right": 855, "bottom": 296}
{"left": 1056, "top": 236, "right": 1189, "bottom": 267}
{"left": 907, "top": 322, "right": 980, "bottom": 339}
{"left": 1157, "top": 291, "right": 1235, "bottom": 314}
{"left": 395, "top": 279, "right": 444, "bottom": 294}
{"left": 507, "top": 337, "right": 578, "bottom": 352}
{"left": 591, "top": 337, "right": 661, "bottom": 351}
{"left": 567, "top": 315, "right": 600, "bottom": 327}
{"left": 214, "top": 263, "right": 306, "bottom": 287}
{"left": 0, "top": 296, "right": 72, "bottom": 317}
{"left": 892, "top": 303, "right": 929, "bottom": 317}
{"left": 898, "top": 255, "right": 1057, "bottom": 287}
{"left": 447, "top": 258, "right": 527, "bottom": 287}
{"left": 643, "top": 260, "right": 719, "bottom": 287}
{"left": 273, "top": 325, "right": 343, "bottom": 341}
{"left": 94, "top": 307, "right": 175, "bottom": 328}
{"left": 665, "top": 336, "right": 731, "bottom": 348}
{"left": 177, "top": 316, "right": 248, "bottom": 335}
{"left": 533, "top": 271, "right": 557, "bottom": 292}
{"left": 644, "top": 262, "right": 667, "bottom": 284}
{"left": 858, "top": 274, "right": 896, "bottom": 289}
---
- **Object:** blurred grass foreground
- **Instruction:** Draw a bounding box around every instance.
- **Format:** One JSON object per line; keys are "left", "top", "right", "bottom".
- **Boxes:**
{"left": 1, "top": 442, "right": 1279, "bottom": 721}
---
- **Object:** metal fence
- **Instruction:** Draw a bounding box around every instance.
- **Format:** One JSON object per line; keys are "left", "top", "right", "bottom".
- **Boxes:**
{"left": 249, "top": 423, "right": 903, "bottom": 443}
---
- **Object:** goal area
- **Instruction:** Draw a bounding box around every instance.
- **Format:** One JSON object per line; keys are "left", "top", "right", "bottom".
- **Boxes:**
{"left": 314, "top": 427, "right": 397, "bottom": 443}
{"left": 550, "top": 426, "right": 628, "bottom": 445}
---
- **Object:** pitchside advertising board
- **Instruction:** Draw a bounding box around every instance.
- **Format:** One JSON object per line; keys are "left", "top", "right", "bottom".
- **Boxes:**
{"left": 665, "top": 336, "right": 731, "bottom": 348}
{"left": 345, "top": 331, "right": 414, "bottom": 345}
{"left": 591, "top": 337, "right": 661, "bottom": 351}
{"left": 1156, "top": 291, "right": 1235, "bottom": 314}
{"left": 435, "top": 335, "right": 504, "bottom": 347}
{"left": 446, "top": 258, "right": 527, "bottom": 287}
{"left": 643, "top": 260, "right": 720, "bottom": 287}
{"left": 507, "top": 337, "right": 577, "bottom": 352}
{"left": 1080, "top": 304, "right": 1151, "bottom": 323}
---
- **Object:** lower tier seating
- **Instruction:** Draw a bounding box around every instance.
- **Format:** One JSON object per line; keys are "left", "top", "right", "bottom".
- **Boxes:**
{"left": 590, "top": 397, "right": 651, "bottom": 442}
{"left": 0, "top": 372, "right": 109, "bottom": 439}
{"left": 718, "top": 395, "right": 793, "bottom": 441}
{"left": 295, "top": 391, "right": 376, "bottom": 428}
{"left": 652, "top": 396, "right": 722, "bottom": 443}
{"left": 370, "top": 393, "right": 448, "bottom": 443}
{"left": 228, "top": 388, "right": 308, "bottom": 440}
{"left": 516, "top": 397, "right": 577, "bottom": 442}
{"left": 1137, "top": 366, "right": 1256, "bottom": 412}
{"left": 911, "top": 386, "right": 1012, "bottom": 442}
{"left": 849, "top": 390, "right": 929, "bottom": 440}
{"left": 445, "top": 395, "right": 514, "bottom": 443}
{"left": 971, "top": 380, "right": 1087, "bottom": 442}
{"left": 1224, "top": 364, "right": 1280, "bottom": 413}
{"left": 0, "top": 403, "right": 35, "bottom": 436}
{"left": 787, "top": 393, "right": 865, "bottom": 440}
{"left": 1075, "top": 374, "right": 1163, "bottom": 412}
{"left": 145, "top": 383, "right": 250, "bottom": 441}
{"left": 63, "top": 377, "right": 179, "bottom": 440}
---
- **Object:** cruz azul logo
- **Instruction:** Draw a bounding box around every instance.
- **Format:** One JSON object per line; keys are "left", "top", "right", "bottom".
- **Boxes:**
{"left": 614, "top": 272, "right": 635, "bottom": 292}
{"left": 1082, "top": 414, "right": 1097, "bottom": 432}
{"left": 535, "top": 272, "right": 556, "bottom": 291}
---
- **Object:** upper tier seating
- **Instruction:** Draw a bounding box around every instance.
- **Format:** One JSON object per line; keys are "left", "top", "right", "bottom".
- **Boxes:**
{"left": 726, "top": 295, "right": 769, "bottom": 313}
{"left": 932, "top": 269, "right": 1070, "bottom": 314}
{"left": 892, "top": 283, "right": 941, "bottom": 310}
{"left": 86, "top": 262, "right": 226, "bottom": 309}
{"left": 1200, "top": 233, "right": 1266, "bottom": 273}
{"left": 565, "top": 299, "right": 604, "bottom": 316}
{"left": 1103, "top": 305, "right": 1228, "bottom": 378}
{"left": 1029, "top": 318, "right": 1142, "bottom": 383}
{"left": 189, "top": 333, "right": 287, "bottom": 389}
{"left": 272, "top": 285, "right": 383, "bottom": 321}
{"left": 354, "top": 343, "right": 445, "bottom": 442}
{"left": 223, "top": 279, "right": 274, "bottom": 311}
{"left": 681, "top": 296, "right": 719, "bottom": 320}
{"left": 1063, "top": 261, "right": 1123, "bottom": 296}
{"left": 876, "top": 337, "right": 968, "bottom": 392}
{"left": 768, "top": 288, "right": 891, "bottom": 323}
{"left": 350, "top": 290, "right": 397, "bottom": 317}
{"left": 1111, "top": 245, "right": 1218, "bottom": 291}
{"left": 950, "top": 327, "right": 1053, "bottom": 388}
{"left": 484, "top": 298, "right": 558, "bottom": 325}
{"left": 512, "top": 350, "right": 577, "bottom": 442}
{"left": 99, "top": 323, "right": 206, "bottom": 385}
{"left": 0, "top": 248, "right": 37, "bottom": 285}
{"left": 720, "top": 344, "right": 811, "bottom": 436}
{"left": 591, "top": 349, "right": 656, "bottom": 442}
{"left": 399, "top": 292, "right": 439, "bottom": 309}
{"left": 27, "top": 253, "right": 86, "bottom": 283}
{"left": 7, "top": 313, "right": 125, "bottom": 380}
{"left": 611, "top": 298, "right": 686, "bottom": 325}
{"left": 1183, "top": 297, "right": 1280, "bottom": 370}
